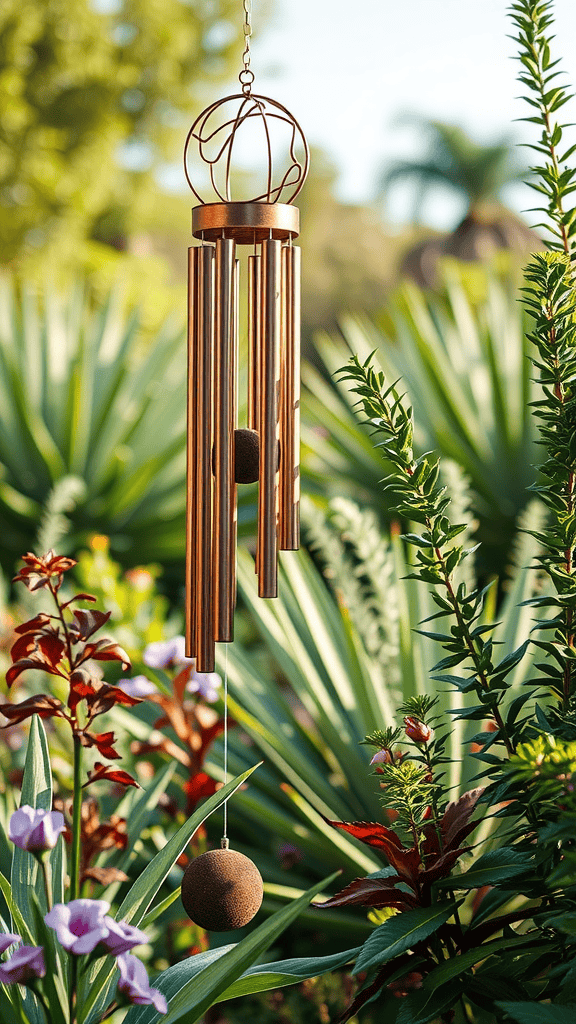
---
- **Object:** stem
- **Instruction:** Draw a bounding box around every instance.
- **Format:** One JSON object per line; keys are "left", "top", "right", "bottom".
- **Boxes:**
{"left": 433, "top": 544, "right": 514, "bottom": 756}
{"left": 69, "top": 955, "right": 78, "bottom": 1024}
{"left": 40, "top": 853, "right": 53, "bottom": 911}
{"left": 70, "top": 736, "right": 83, "bottom": 901}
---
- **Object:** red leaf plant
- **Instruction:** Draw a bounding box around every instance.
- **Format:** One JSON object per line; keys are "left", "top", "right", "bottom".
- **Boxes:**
{"left": 318, "top": 787, "right": 483, "bottom": 915}
{"left": 55, "top": 795, "right": 130, "bottom": 888}
{"left": 0, "top": 550, "right": 139, "bottom": 791}
{"left": 131, "top": 663, "right": 229, "bottom": 818}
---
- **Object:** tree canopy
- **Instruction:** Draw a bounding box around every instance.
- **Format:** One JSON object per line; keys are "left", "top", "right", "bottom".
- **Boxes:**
{"left": 0, "top": 0, "right": 242, "bottom": 266}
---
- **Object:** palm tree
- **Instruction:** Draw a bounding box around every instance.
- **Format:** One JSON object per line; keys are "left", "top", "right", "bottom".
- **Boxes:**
{"left": 380, "top": 118, "right": 539, "bottom": 286}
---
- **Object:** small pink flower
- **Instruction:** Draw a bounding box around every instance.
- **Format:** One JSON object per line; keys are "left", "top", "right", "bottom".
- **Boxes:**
{"left": 0, "top": 934, "right": 21, "bottom": 955}
{"left": 101, "top": 918, "right": 149, "bottom": 955}
{"left": 117, "top": 953, "right": 168, "bottom": 1013}
{"left": 9, "top": 806, "right": 66, "bottom": 852}
{"left": 0, "top": 945, "right": 45, "bottom": 984}
{"left": 45, "top": 899, "right": 110, "bottom": 954}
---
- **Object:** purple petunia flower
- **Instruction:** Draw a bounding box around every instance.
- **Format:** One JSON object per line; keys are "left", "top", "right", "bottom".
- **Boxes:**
{"left": 0, "top": 934, "right": 21, "bottom": 955}
{"left": 186, "top": 671, "right": 221, "bottom": 703}
{"left": 0, "top": 945, "right": 45, "bottom": 984}
{"left": 117, "top": 953, "right": 168, "bottom": 1013}
{"left": 101, "top": 918, "right": 149, "bottom": 956}
{"left": 117, "top": 675, "right": 157, "bottom": 699}
{"left": 9, "top": 806, "right": 66, "bottom": 852}
{"left": 143, "top": 636, "right": 192, "bottom": 670}
{"left": 44, "top": 899, "right": 110, "bottom": 955}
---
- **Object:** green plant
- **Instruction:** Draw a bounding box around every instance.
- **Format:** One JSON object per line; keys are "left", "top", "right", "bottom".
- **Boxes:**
{"left": 303, "top": 264, "right": 541, "bottom": 578}
{"left": 0, "top": 280, "right": 189, "bottom": 576}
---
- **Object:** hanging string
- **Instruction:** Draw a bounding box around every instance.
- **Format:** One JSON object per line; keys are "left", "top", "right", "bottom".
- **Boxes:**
{"left": 222, "top": 643, "right": 229, "bottom": 847}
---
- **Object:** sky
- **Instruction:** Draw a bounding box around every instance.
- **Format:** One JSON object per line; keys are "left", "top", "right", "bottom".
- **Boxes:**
{"left": 232, "top": 0, "right": 576, "bottom": 228}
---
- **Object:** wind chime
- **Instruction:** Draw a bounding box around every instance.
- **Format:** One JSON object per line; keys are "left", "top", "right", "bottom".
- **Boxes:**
{"left": 183, "top": 0, "right": 308, "bottom": 676}
{"left": 181, "top": 1, "right": 309, "bottom": 932}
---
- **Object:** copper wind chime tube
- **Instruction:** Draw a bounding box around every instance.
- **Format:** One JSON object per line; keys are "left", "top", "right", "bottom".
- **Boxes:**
{"left": 183, "top": 20, "right": 309, "bottom": 671}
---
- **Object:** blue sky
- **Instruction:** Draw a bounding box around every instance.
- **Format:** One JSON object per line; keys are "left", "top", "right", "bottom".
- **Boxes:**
{"left": 242, "top": 0, "right": 576, "bottom": 227}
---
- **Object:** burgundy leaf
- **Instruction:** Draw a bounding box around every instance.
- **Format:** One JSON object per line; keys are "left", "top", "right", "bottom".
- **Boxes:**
{"left": 323, "top": 818, "right": 405, "bottom": 852}
{"left": 62, "top": 594, "right": 97, "bottom": 607}
{"left": 72, "top": 609, "right": 112, "bottom": 641}
{"left": 0, "top": 694, "right": 65, "bottom": 724}
{"left": 68, "top": 669, "right": 98, "bottom": 713}
{"left": 441, "top": 788, "right": 484, "bottom": 850}
{"left": 315, "top": 876, "right": 418, "bottom": 911}
{"left": 6, "top": 653, "right": 65, "bottom": 687}
{"left": 419, "top": 845, "right": 473, "bottom": 885}
{"left": 13, "top": 614, "right": 53, "bottom": 636}
{"left": 78, "top": 639, "right": 130, "bottom": 670}
{"left": 323, "top": 818, "right": 422, "bottom": 887}
{"left": 80, "top": 730, "right": 121, "bottom": 759}
{"left": 84, "top": 762, "right": 140, "bottom": 789}
{"left": 10, "top": 634, "right": 65, "bottom": 669}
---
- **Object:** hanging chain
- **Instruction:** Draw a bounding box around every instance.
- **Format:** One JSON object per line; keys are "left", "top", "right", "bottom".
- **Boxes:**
{"left": 239, "top": 0, "right": 254, "bottom": 95}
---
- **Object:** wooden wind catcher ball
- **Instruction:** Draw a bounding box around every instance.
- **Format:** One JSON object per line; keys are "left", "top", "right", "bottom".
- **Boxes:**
{"left": 184, "top": 80, "right": 309, "bottom": 672}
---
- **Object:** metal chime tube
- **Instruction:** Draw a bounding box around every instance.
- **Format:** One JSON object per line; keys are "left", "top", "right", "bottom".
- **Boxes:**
{"left": 195, "top": 244, "right": 215, "bottom": 671}
{"left": 213, "top": 237, "right": 237, "bottom": 641}
{"left": 185, "top": 247, "right": 199, "bottom": 658}
{"left": 258, "top": 238, "right": 282, "bottom": 598}
{"left": 279, "top": 244, "right": 301, "bottom": 550}
{"left": 247, "top": 253, "right": 261, "bottom": 433}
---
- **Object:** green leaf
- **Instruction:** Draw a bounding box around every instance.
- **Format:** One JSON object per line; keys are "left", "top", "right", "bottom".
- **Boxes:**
{"left": 435, "top": 848, "right": 533, "bottom": 890}
{"left": 9, "top": 716, "right": 55, "bottom": 1024}
{"left": 123, "top": 871, "right": 341, "bottom": 1024}
{"left": 353, "top": 903, "right": 459, "bottom": 975}
{"left": 123, "top": 942, "right": 359, "bottom": 1024}
{"left": 497, "top": 1002, "right": 576, "bottom": 1024}
{"left": 79, "top": 764, "right": 261, "bottom": 1024}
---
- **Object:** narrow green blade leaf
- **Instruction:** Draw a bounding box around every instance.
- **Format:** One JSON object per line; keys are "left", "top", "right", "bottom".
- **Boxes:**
{"left": 497, "top": 1002, "right": 576, "bottom": 1024}
{"left": 354, "top": 903, "right": 459, "bottom": 975}
{"left": 9, "top": 716, "right": 54, "bottom": 1024}
{"left": 136, "top": 871, "right": 341, "bottom": 1024}
{"left": 79, "top": 764, "right": 261, "bottom": 1024}
{"left": 435, "top": 848, "right": 533, "bottom": 890}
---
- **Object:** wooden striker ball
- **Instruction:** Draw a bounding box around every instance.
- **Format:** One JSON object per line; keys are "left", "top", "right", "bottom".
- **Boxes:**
{"left": 181, "top": 848, "right": 264, "bottom": 931}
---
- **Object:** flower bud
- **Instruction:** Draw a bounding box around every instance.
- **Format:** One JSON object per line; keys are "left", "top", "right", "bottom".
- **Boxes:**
{"left": 403, "top": 716, "right": 433, "bottom": 744}
{"left": 370, "top": 749, "right": 393, "bottom": 774}
{"left": 9, "top": 806, "right": 65, "bottom": 852}
{"left": 0, "top": 945, "right": 45, "bottom": 985}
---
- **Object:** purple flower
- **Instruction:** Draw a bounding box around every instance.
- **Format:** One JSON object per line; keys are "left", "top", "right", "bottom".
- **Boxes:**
{"left": 0, "top": 945, "right": 45, "bottom": 985}
{"left": 117, "top": 675, "right": 157, "bottom": 699}
{"left": 0, "top": 934, "right": 21, "bottom": 955}
{"left": 186, "top": 671, "right": 221, "bottom": 703}
{"left": 143, "top": 636, "right": 192, "bottom": 670}
{"left": 117, "top": 953, "right": 168, "bottom": 1013}
{"left": 101, "top": 918, "right": 149, "bottom": 955}
{"left": 9, "top": 806, "right": 66, "bottom": 852}
{"left": 45, "top": 899, "right": 110, "bottom": 955}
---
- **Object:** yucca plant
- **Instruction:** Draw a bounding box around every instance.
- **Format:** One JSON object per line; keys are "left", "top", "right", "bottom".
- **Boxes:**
{"left": 302, "top": 266, "right": 541, "bottom": 577}
{"left": 0, "top": 279, "right": 190, "bottom": 577}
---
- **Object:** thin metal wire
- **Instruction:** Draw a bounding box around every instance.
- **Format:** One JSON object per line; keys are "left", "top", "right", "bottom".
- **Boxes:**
{"left": 184, "top": 93, "right": 308, "bottom": 206}
{"left": 223, "top": 643, "right": 229, "bottom": 841}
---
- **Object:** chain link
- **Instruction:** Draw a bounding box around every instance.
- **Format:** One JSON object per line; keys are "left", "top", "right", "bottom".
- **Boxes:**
{"left": 239, "top": 0, "right": 254, "bottom": 95}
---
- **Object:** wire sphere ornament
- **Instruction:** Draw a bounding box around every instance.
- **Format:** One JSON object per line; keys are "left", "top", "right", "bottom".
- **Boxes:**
{"left": 184, "top": 91, "right": 309, "bottom": 207}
